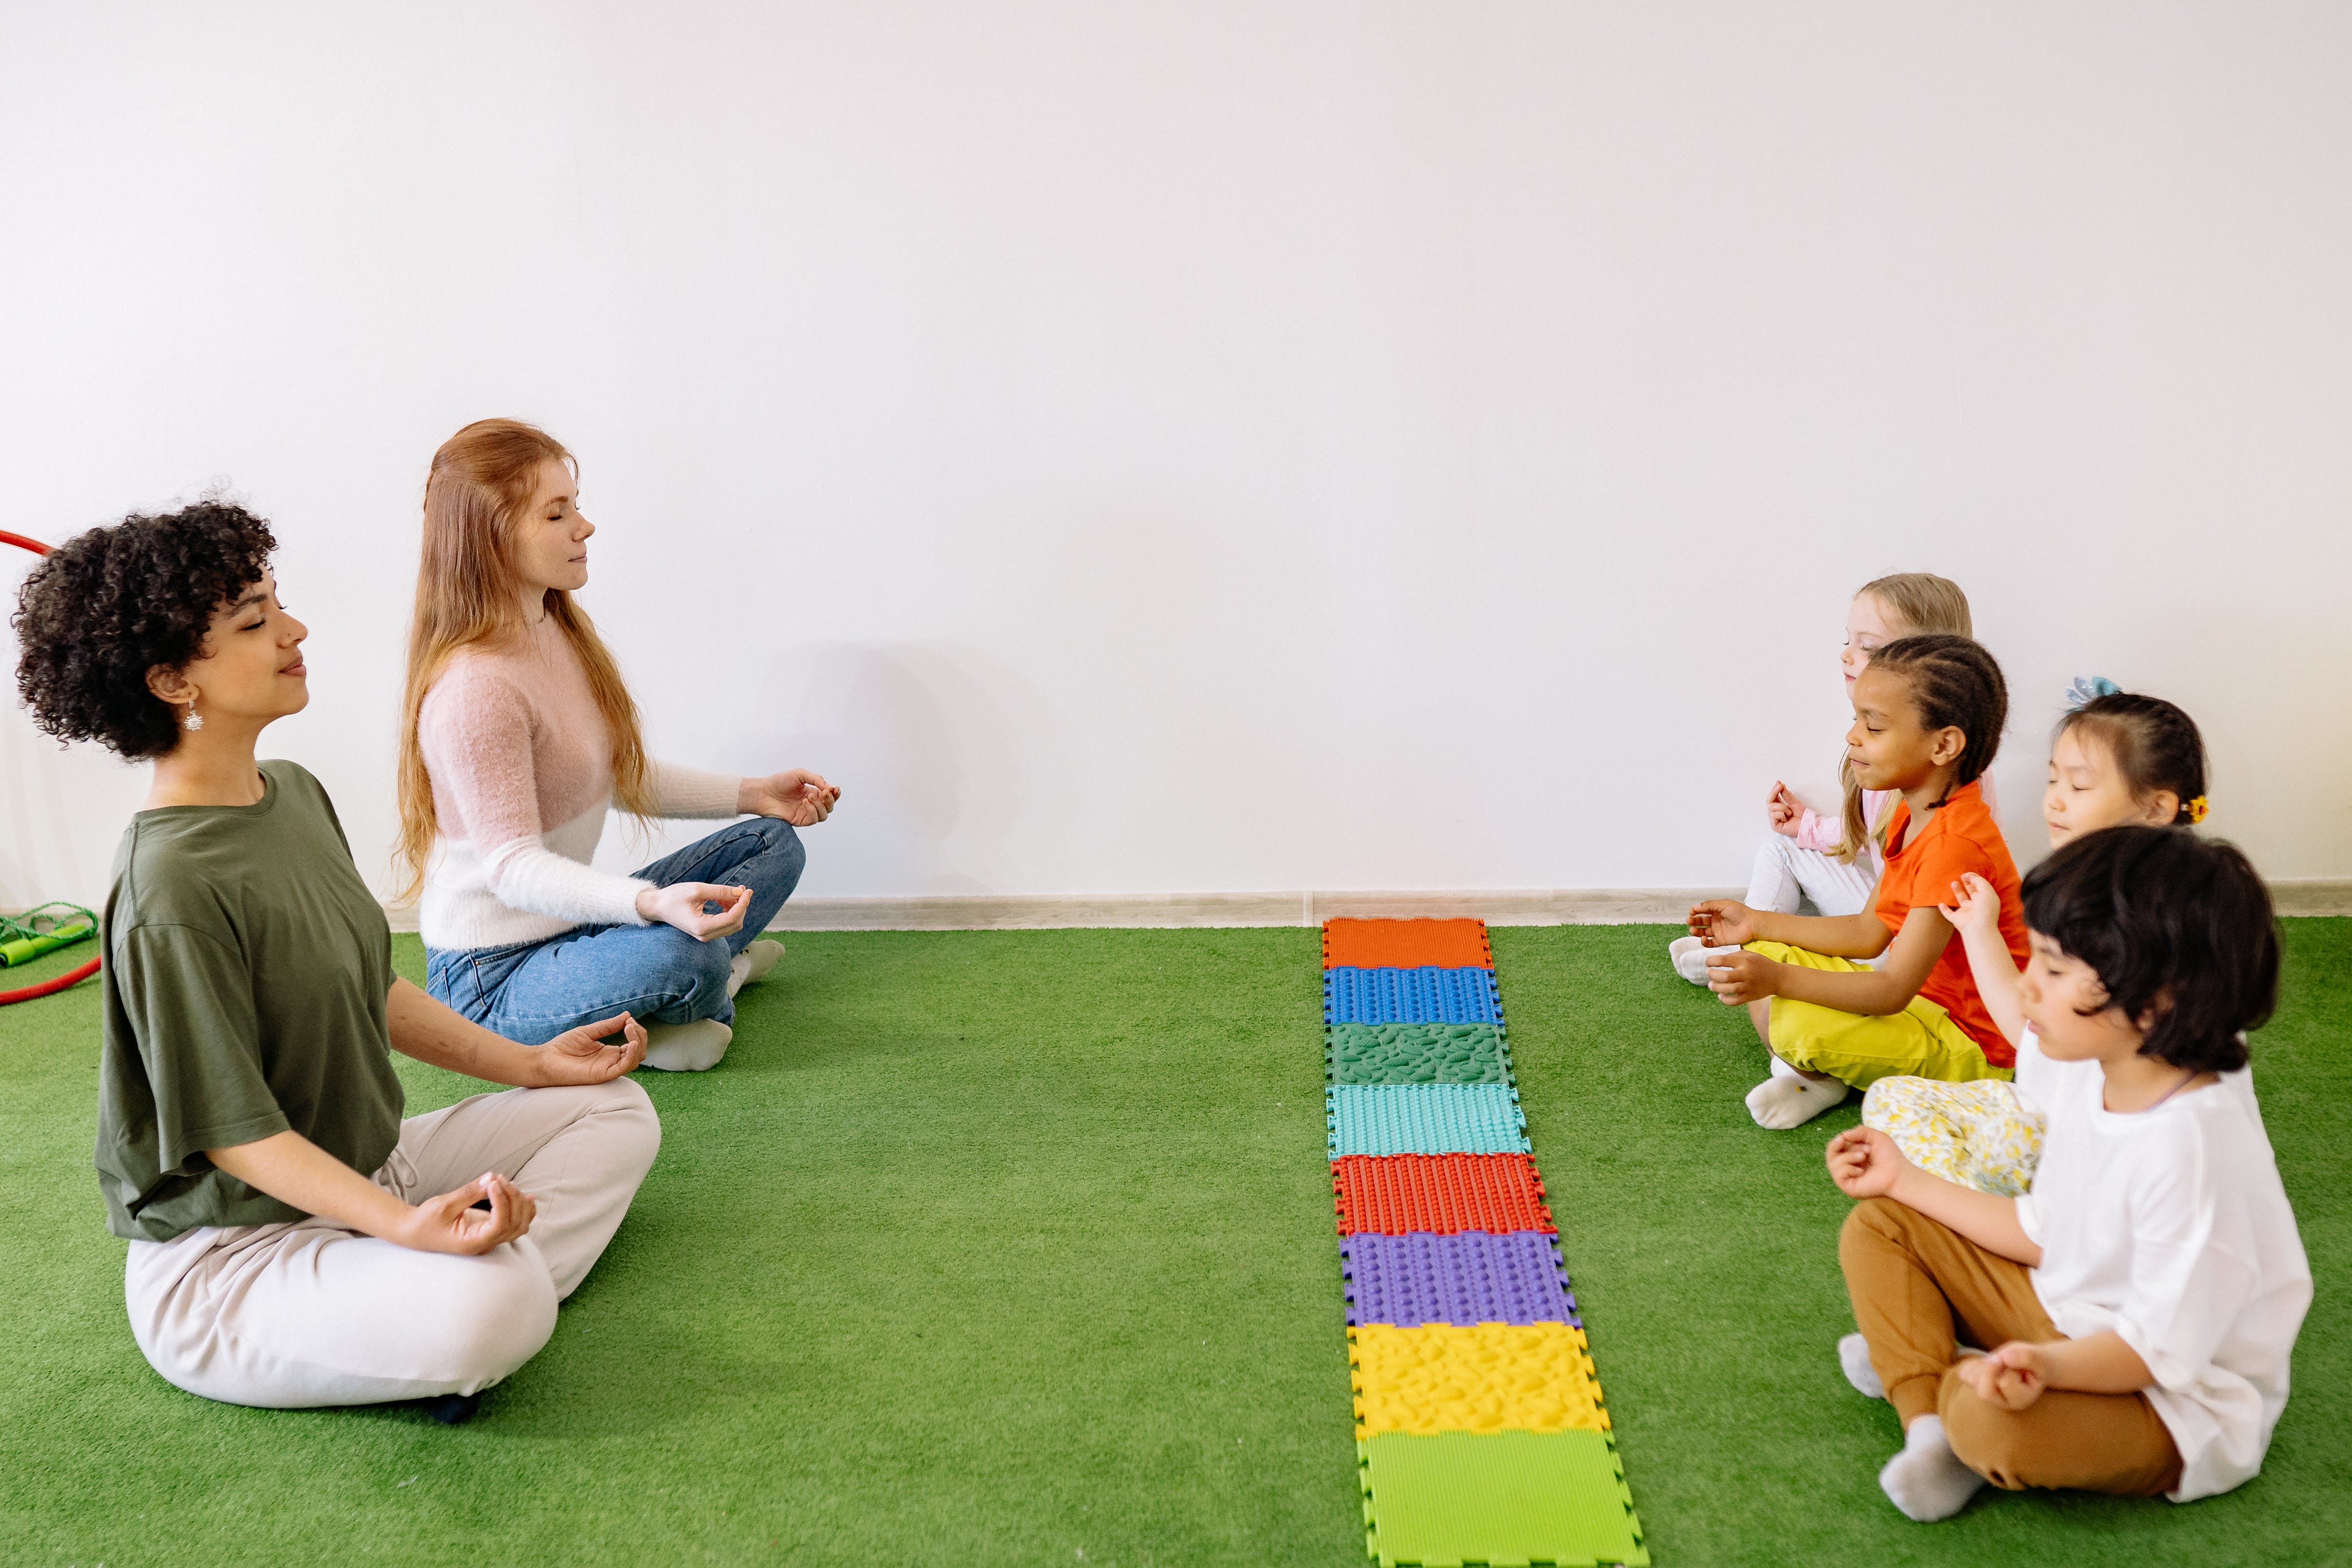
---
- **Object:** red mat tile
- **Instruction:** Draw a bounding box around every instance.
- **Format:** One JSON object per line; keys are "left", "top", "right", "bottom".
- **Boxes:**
{"left": 1332, "top": 1153, "right": 1555, "bottom": 1236}
{"left": 1322, "top": 919, "right": 1493, "bottom": 971}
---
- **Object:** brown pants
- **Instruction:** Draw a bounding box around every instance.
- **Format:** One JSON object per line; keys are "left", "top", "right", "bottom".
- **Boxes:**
{"left": 1839, "top": 1197, "right": 2182, "bottom": 1496}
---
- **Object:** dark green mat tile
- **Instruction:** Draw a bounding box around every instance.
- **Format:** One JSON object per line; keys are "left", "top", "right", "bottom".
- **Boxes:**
{"left": 1329, "top": 1023, "right": 1511, "bottom": 1086}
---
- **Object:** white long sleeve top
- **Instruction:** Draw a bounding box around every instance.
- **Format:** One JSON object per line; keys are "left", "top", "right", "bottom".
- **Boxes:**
{"left": 416, "top": 617, "right": 744, "bottom": 952}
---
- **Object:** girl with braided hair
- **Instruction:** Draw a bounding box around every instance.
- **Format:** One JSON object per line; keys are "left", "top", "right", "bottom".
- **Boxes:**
{"left": 1687, "top": 634, "right": 2028, "bottom": 1129}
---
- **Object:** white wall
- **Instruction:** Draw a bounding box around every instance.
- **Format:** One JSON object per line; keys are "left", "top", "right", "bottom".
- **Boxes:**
{"left": 5, "top": 2, "right": 2349, "bottom": 914}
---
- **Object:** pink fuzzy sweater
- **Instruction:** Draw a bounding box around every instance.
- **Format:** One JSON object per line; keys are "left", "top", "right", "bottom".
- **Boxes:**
{"left": 417, "top": 616, "right": 742, "bottom": 951}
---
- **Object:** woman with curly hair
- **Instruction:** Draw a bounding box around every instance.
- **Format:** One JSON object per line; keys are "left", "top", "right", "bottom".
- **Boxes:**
{"left": 12, "top": 502, "right": 660, "bottom": 1418}
{"left": 400, "top": 419, "right": 839, "bottom": 1072}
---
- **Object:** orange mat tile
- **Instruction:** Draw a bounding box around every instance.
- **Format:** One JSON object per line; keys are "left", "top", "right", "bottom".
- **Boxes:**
{"left": 1322, "top": 918, "right": 1493, "bottom": 971}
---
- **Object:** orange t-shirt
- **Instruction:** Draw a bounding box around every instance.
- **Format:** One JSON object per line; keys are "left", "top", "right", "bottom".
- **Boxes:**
{"left": 1873, "top": 779, "right": 2030, "bottom": 1068}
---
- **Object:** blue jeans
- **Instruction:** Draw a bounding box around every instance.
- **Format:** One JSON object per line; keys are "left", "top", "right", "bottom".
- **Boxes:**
{"left": 425, "top": 818, "right": 806, "bottom": 1044}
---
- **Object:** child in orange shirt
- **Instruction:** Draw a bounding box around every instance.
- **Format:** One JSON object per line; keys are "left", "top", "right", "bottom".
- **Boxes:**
{"left": 1688, "top": 635, "right": 2028, "bottom": 1129}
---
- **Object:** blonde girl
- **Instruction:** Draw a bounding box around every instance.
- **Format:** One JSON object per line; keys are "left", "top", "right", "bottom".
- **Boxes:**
{"left": 1672, "top": 573, "right": 1978, "bottom": 984}
{"left": 1862, "top": 689, "right": 2212, "bottom": 1197}
{"left": 401, "top": 420, "right": 841, "bottom": 1073}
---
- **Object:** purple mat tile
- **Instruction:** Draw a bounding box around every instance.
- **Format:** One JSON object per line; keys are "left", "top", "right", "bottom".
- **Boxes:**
{"left": 1340, "top": 1229, "right": 1580, "bottom": 1328}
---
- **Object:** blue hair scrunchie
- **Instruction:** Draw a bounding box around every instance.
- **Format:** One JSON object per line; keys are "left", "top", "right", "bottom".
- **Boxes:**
{"left": 2064, "top": 675, "right": 2121, "bottom": 711}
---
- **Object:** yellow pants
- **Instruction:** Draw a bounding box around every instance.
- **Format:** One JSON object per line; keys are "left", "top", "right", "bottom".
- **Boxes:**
{"left": 1749, "top": 941, "right": 2009, "bottom": 1090}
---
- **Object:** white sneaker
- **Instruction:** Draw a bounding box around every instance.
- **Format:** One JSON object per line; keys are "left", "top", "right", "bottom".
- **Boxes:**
{"left": 640, "top": 1018, "right": 732, "bottom": 1072}
{"left": 1669, "top": 935, "right": 1742, "bottom": 985}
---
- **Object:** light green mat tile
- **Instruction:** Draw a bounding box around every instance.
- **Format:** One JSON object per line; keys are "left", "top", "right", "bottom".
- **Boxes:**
{"left": 1358, "top": 1430, "right": 1647, "bottom": 1568}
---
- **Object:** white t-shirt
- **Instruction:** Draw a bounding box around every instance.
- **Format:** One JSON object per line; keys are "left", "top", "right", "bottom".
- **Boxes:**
{"left": 2011, "top": 1028, "right": 2263, "bottom": 1125}
{"left": 2013, "top": 1032, "right": 2312, "bottom": 1501}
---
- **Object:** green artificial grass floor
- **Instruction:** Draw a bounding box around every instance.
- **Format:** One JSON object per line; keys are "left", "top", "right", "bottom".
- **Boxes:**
{"left": 0, "top": 921, "right": 2344, "bottom": 1566}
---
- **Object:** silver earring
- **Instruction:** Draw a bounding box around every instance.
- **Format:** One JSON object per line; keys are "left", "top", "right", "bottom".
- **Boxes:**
{"left": 183, "top": 703, "right": 203, "bottom": 732}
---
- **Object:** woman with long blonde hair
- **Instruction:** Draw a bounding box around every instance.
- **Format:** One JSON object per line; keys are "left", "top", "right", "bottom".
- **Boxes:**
{"left": 402, "top": 419, "right": 838, "bottom": 1071}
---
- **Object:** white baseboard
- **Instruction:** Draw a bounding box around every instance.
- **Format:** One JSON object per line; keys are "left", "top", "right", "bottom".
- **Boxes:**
{"left": 757, "top": 888, "right": 1754, "bottom": 930}
{"left": 377, "top": 881, "right": 2352, "bottom": 934}
{"left": 2268, "top": 879, "right": 2352, "bottom": 918}
{"left": 25, "top": 880, "right": 2352, "bottom": 932}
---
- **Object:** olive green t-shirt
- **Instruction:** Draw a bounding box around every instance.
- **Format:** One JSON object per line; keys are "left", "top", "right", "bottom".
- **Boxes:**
{"left": 96, "top": 760, "right": 405, "bottom": 1241}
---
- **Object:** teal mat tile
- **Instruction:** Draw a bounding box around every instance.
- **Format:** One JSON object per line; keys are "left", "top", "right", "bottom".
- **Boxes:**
{"left": 1327, "top": 1083, "right": 1530, "bottom": 1157}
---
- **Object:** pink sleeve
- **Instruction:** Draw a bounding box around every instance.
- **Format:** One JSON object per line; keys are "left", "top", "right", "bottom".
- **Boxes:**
{"left": 418, "top": 664, "right": 545, "bottom": 853}
{"left": 1792, "top": 809, "right": 1840, "bottom": 852}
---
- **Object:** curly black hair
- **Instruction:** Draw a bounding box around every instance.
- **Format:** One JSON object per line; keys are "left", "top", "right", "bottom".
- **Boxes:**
{"left": 2021, "top": 824, "right": 2278, "bottom": 1074}
{"left": 11, "top": 502, "right": 277, "bottom": 759}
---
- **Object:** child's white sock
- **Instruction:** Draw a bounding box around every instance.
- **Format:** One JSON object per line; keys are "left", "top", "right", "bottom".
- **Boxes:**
{"left": 1878, "top": 1415, "right": 1986, "bottom": 1522}
{"left": 1669, "top": 936, "right": 1743, "bottom": 985}
{"left": 1769, "top": 1053, "right": 1801, "bottom": 1080}
{"left": 1746, "top": 1073, "right": 1849, "bottom": 1128}
{"left": 1839, "top": 1333, "right": 1886, "bottom": 1399}
{"left": 640, "top": 1019, "right": 733, "bottom": 1072}
{"left": 726, "top": 938, "right": 786, "bottom": 998}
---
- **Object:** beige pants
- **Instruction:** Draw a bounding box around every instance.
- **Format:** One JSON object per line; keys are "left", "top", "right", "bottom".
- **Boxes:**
{"left": 125, "top": 1078, "right": 660, "bottom": 1409}
{"left": 1840, "top": 1197, "right": 2182, "bottom": 1496}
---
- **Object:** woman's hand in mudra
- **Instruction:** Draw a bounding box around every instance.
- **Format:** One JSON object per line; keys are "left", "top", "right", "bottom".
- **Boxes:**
{"left": 636, "top": 882, "right": 752, "bottom": 941}
{"left": 536, "top": 1011, "right": 649, "bottom": 1084}
{"left": 739, "top": 768, "right": 840, "bottom": 826}
{"left": 394, "top": 1172, "right": 536, "bottom": 1256}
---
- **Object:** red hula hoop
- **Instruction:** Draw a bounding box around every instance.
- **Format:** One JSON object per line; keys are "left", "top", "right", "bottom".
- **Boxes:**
{"left": 2, "top": 526, "right": 103, "bottom": 1004}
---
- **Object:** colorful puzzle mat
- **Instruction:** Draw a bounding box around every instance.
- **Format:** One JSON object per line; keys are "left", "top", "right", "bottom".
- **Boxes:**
{"left": 1322, "top": 918, "right": 1646, "bottom": 1567}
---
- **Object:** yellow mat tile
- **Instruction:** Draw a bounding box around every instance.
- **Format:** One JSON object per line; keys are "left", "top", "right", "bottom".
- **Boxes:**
{"left": 1348, "top": 1322, "right": 1610, "bottom": 1438}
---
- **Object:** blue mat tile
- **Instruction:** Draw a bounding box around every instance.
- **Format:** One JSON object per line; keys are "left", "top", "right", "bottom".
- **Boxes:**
{"left": 1324, "top": 966, "right": 1502, "bottom": 1026}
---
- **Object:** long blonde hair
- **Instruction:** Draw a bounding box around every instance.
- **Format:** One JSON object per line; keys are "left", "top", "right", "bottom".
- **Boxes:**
{"left": 394, "top": 419, "right": 658, "bottom": 900}
{"left": 1834, "top": 572, "right": 1974, "bottom": 861}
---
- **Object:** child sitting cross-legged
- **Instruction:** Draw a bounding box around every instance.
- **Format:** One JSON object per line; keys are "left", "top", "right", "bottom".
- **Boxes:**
{"left": 1862, "top": 687, "right": 2215, "bottom": 1196}
{"left": 1688, "top": 633, "right": 2026, "bottom": 1129}
{"left": 1827, "top": 826, "right": 2310, "bottom": 1520}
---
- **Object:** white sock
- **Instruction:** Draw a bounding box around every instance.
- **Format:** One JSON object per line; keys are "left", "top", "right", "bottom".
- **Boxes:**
{"left": 1878, "top": 1415, "right": 1986, "bottom": 1522}
{"left": 640, "top": 1019, "right": 733, "bottom": 1072}
{"left": 1745, "top": 1073, "right": 1850, "bottom": 1129}
{"left": 1769, "top": 1053, "right": 1801, "bottom": 1079}
{"left": 725, "top": 939, "right": 786, "bottom": 999}
{"left": 1669, "top": 935, "right": 1743, "bottom": 985}
{"left": 1839, "top": 1333, "right": 1886, "bottom": 1399}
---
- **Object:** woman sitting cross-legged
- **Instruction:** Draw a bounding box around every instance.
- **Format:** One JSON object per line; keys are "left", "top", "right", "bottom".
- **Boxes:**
{"left": 402, "top": 418, "right": 840, "bottom": 1072}
{"left": 12, "top": 502, "right": 659, "bottom": 1417}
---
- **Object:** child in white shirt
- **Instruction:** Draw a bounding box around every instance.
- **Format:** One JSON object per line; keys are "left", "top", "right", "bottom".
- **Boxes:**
{"left": 1825, "top": 825, "right": 2310, "bottom": 1519}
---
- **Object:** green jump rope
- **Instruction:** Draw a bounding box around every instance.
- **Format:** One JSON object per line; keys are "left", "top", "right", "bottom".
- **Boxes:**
{"left": 0, "top": 903, "right": 98, "bottom": 967}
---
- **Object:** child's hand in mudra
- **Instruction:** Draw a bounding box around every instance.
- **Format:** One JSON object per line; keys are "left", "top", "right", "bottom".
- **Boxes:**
{"left": 1825, "top": 1126, "right": 1910, "bottom": 1199}
{"left": 1766, "top": 781, "right": 1803, "bottom": 837}
{"left": 1703, "top": 949, "right": 1777, "bottom": 1005}
{"left": 1686, "top": 898, "right": 1762, "bottom": 946}
{"left": 1938, "top": 872, "right": 2002, "bottom": 944}
{"left": 1955, "top": 1342, "right": 2052, "bottom": 1411}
